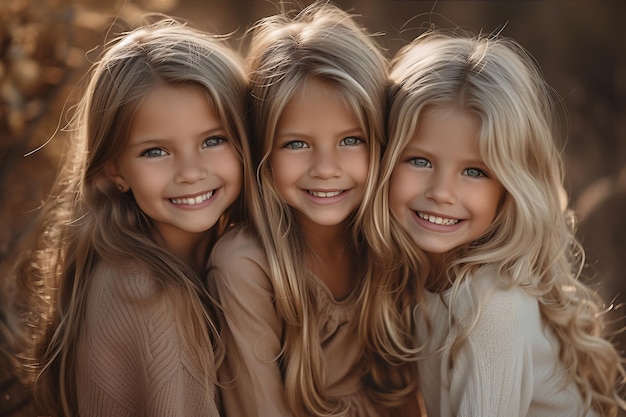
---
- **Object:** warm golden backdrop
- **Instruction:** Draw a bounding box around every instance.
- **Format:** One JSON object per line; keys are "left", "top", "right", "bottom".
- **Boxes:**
{"left": 1, "top": 1, "right": 624, "bottom": 415}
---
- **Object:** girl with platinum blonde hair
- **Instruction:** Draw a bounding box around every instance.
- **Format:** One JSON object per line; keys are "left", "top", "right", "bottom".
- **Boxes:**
{"left": 374, "top": 32, "right": 626, "bottom": 416}
{"left": 5, "top": 19, "right": 252, "bottom": 416}
{"left": 209, "top": 2, "right": 419, "bottom": 417}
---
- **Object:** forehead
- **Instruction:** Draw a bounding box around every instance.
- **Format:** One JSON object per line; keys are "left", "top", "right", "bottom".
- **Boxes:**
{"left": 409, "top": 106, "right": 480, "bottom": 147}
{"left": 127, "top": 84, "right": 220, "bottom": 143}
{"left": 276, "top": 77, "right": 359, "bottom": 133}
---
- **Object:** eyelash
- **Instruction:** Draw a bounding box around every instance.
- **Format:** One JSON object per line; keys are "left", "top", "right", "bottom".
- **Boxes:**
{"left": 282, "top": 136, "right": 364, "bottom": 149}
{"left": 463, "top": 168, "right": 487, "bottom": 178}
{"left": 408, "top": 157, "right": 430, "bottom": 168}
{"left": 141, "top": 148, "right": 167, "bottom": 158}
{"left": 283, "top": 140, "right": 308, "bottom": 149}
{"left": 340, "top": 136, "right": 363, "bottom": 146}
{"left": 407, "top": 157, "right": 488, "bottom": 178}
{"left": 140, "top": 136, "right": 227, "bottom": 157}
{"left": 203, "top": 136, "right": 226, "bottom": 147}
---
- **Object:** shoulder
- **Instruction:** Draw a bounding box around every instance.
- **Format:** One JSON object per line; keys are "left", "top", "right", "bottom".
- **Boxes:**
{"left": 81, "top": 263, "right": 181, "bottom": 368}
{"left": 208, "top": 228, "right": 279, "bottom": 331}
{"left": 79, "top": 264, "right": 215, "bottom": 415}
{"left": 455, "top": 267, "right": 542, "bottom": 342}
{"left": 478, "top": 268, "right": 538, "bottom": 320}
{"left": 208, "top": 226, "right": 271, "bottom": 292}
{"left": 210, "top": 226, "right": 266, "bottom": 267}
{"left": 91, "top": 260, "right": 160, "bottom": 301}
{"left": 83, "top": 262, "right": 204, "bottom": 368}
{"left": 85, "top": 262, "right": 185, "bottom": 348}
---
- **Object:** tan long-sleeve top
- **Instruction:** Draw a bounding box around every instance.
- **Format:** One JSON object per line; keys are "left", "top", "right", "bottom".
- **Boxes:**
{"left": 209, "top": 227, "right": 392, "bottom": 417}
{"left": 76, "top": 261, "right": 220, "bottom": 417}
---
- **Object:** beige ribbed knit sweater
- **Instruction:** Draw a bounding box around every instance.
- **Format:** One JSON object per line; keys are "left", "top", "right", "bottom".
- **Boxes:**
{"left": 75, "top": 261, "right": 219, "bottom": 417}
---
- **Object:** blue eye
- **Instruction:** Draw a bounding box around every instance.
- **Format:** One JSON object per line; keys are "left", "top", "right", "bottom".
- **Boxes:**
{"left": 340, "top": 136, "right": 362, "bottom": 146}
{"left": 284, "top": 141, "right": 308, "bottom": 149}
{"left": 203, "top": 136, "right": 226, "bottom": 147}
{"left": 409, "top": 157, "right": 431, "bottom": 168}
{"left": 463, "top": 168, "right": 486, "bottom": 178}
{"left": 141, "top": 148, "right": 167, "bottom": 157}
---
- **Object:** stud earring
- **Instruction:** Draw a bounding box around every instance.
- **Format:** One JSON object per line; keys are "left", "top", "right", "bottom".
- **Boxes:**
{"left": 118, "top": 184, "right": 124, "bottom": 192}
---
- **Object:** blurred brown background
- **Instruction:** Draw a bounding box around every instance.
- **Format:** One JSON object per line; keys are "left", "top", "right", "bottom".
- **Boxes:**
{"left": 1, "top": 0, "right": 624, "bottom": 415}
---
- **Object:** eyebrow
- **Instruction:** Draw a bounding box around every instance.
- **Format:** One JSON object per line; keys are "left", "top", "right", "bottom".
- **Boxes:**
{"left": 275, "top": 127, "right": 364, "bottom": 139}
{"left": 128, "top": 126, "right": 228, "bottom": 146}
{"left": 402, "top": 144, "right": 488, "bottom": 166}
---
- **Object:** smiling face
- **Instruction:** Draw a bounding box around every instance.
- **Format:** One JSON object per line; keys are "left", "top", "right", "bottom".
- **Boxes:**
{"left": 106, "top": 83, "right": 242, "bottom": 255}
{"left": 270, "top": 77, "right": 369, "bottom": 230}
{"left": 389, "top": 105, "right": 505, "bottom": 264}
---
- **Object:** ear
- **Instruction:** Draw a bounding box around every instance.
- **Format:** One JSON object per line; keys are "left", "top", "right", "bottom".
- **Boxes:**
{"left": 104, "top": 160, "right": 128, "bottom": 192}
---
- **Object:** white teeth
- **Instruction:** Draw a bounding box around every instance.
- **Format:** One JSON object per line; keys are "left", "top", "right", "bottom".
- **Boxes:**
{"left": 417, "top": 211, "right": 459, "bottom": 225}
{"left": 170, "top": 190, "right": 214, "bottom": 205}
{"left": 309, "top": 190, "right": 343, "bottom": 198}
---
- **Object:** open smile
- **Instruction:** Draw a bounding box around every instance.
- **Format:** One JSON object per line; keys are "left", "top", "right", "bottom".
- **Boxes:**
{"left": 169, "top": 190, "right": 214, "bottom": 205}
{"left": 307, "top": 190, "right": 344, "bottom": 198}
{"left": 416, "top": 211, "right": 460, "bottom": 225}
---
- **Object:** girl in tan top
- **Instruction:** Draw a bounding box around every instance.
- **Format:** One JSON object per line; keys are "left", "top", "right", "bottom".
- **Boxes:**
{"left": 4, "top": 19, "right": 253, "bottom": 416}
{"left": 209, "top": 3, "right": 419, "bottom": 417}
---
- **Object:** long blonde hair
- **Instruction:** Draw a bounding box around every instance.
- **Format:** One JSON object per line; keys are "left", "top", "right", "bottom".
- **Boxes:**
{"left": 243, "top": 2, "right": 414, "bottom": 415}
{"left": 379, "top": 31, "right": 626, "bottom": 416}
{"left": 5, "top": 19, "right": 252, "bottom": 416}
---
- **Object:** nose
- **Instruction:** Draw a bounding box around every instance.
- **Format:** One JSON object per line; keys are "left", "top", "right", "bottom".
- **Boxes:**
{"left": 174, "top": 151, "right": 207, "bottom": 184}
{"left": 309, "top": 147, "right": 342, "bottom": 179}
{"left": 424, "top": 170, "right": 456, "bottom": 204}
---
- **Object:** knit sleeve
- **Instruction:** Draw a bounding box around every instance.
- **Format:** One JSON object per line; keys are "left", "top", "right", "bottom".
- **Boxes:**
{"left": 446, "top": 278, "right": 536, "bottom": 417}
{"left": 76, "top": 263, "right": 219, "bottom": 417}
{"left": 208, "top": 228, "right": 292, "bottom": 417}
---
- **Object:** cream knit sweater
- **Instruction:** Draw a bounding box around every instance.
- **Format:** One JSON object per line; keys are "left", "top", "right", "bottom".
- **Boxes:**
{"left": 415, "top": 267, "right": 598, "bottom": 417}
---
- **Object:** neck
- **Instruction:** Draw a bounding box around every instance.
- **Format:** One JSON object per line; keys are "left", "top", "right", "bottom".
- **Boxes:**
{"left": 154, "top": 229, "right": 215, "bottom": 274}
{"left": 298, "top": 218, "right": 358, "bottom": 300}
{"left": 426, "top": 252, "right": 451, "bottom": 292}
{"left": 301, "top": 222, "right": 352, "bottom": 256}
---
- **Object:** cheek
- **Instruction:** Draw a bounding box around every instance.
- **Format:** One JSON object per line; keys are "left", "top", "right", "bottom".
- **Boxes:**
{"left": 488, "top": 186, "right": 506, "bottom": 218}
{"left": 129, "top": 170, "right": 163, "bottom": 194}
{"left": 356, "top": 158, "right": 370, "bottom": 184}
{"left": 268, "top": 156, "right": 293, "bottom": 200}
{"left": 341, "top": 148, "right": 370, "bottom": 190}
{"left": 388, "top": 171, "right": 409, "bottom": 219}
{"left": 229, "top": 161, "right": 244, "bottom": 194}
{"left": 271, "top": 153, "right": 302, "bottom": 182}
{"left": 472, "top": 185, "right": 505, "bottom": 229}
{"left": 219, "top": 150, "right": 244, "bottom": 193}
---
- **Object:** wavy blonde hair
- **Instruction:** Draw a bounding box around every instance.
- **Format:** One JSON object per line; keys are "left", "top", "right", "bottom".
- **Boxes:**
{"left": 375, "top": 31, "right": 626, "bottom": 416}
{"left": 243, "top": 2, "right": 416, "bottom": 415}
{"left": 4, "top": 19, "right": 252, "bottom": 416}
